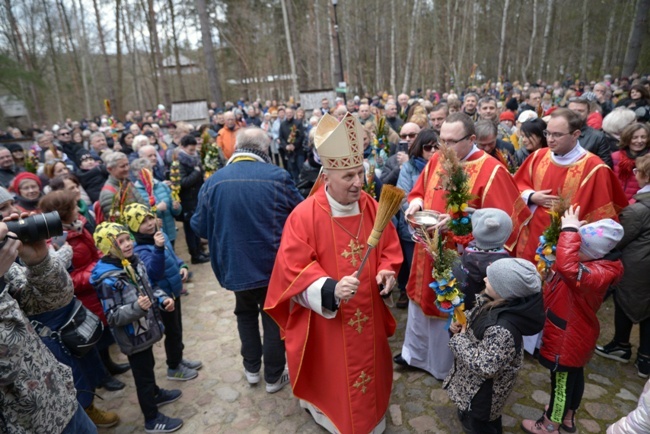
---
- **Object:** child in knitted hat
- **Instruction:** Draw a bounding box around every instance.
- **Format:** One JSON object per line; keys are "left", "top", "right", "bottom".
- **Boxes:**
{"left": 456, "top": 208, "right": 513, "bottom": 310}
{"left": 522, "top": 205, "right": 624, "bottom": 434}
{"left": 90, "top": 222, "right": 184, "bottom": 433}
{"left": 445, "top": 258, "right": 545, "bottom": 433}
{"left": 123, "top": 203, "right": 202, "bottom": 382}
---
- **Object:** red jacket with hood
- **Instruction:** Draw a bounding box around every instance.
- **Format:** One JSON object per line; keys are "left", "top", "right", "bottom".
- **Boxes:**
{"left": 539, "top": 230, "right": 623, "bottom": 370}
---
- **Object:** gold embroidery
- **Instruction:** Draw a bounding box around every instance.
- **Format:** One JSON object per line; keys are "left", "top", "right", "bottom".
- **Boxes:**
{"left": 353, "top": 371, "right": 372, "bottom": 394}
{"left": 341, "top": 239, "right": 364, "bottom": 266}
{"left": 348, "top": 309, "right": 369, "bottom": 334}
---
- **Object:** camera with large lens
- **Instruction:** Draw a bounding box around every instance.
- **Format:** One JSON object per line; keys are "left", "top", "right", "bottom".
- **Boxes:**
{"left": 5, "top": 211, "right": 63, "bottom": 244}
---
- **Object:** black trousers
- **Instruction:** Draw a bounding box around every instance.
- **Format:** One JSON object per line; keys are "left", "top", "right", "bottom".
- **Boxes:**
{"left": 182, "top": 210, "right": 202, "bottom": 258}
{"left": 546, "top": 368, "right": 584, "bottom": 424}
{"left": 160, "top": 296, "right": 184, "bottom": 369}
{"left": 458, "top": 410, "right": 502, "bottom": 434}
{"left": 127, "top": 346, "right": 160, "bottom": 421}
{"left": 234, "top": 287, "right": 285, "bottom": 383}
{"left": 614, "top": 296, "right": 650, "bottom": 355}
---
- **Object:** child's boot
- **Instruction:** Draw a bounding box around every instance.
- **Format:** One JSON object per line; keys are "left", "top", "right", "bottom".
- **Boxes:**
{"left": 636, "top": 353, "right": 650, "bottom": 378}
{"left": 521, "top": 414, "right": 560, "bottom": 434}
{"left": 85, "top": 402, "right": 119, "bottom": 428}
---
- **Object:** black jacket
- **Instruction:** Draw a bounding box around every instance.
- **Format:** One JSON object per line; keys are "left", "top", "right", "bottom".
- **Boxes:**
{"left": 279, "top": 119, "right": 305, "bottom": 155}
{"left": 76, "top": 165, "right": 109, "bottom": 203}
{"left": 579, "top": 126, "right": 613, "bottom": 167}
{"left": 177, "top": 151, "right": 204, "bottom": 211}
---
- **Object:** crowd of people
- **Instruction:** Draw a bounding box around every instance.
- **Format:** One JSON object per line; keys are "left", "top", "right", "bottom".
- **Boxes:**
{"left": 1, "top": 71, "right": 650, "bottom": 434}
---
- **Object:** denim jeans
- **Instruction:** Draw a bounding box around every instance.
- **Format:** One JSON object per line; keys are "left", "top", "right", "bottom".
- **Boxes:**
{"left": 61, "top": 403, "right": 98, "bottom": 434}
{"left": 234, "top": 287, "right": 286, "bottom": 383}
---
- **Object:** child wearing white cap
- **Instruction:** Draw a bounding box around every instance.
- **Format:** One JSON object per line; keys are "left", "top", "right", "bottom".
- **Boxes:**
{"left": 522, "top": 205, "right": 625, "bottom": 434}
{"left": 445, "top": 258, "right": 545, "bottom": 433}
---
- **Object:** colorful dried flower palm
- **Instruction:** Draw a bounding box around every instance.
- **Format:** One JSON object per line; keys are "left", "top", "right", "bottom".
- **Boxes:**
{"left": 362, "top": 164, "right": 376, "bottom": 199}
{"left": 375, "top": 116, "right": 391, "bottom": 154}
{"left": 438, "top": 144, "right": 475, "bottom": 245}
{"left": 169, "top": 156, "right": 181, "bottom": 203}
{"left": 535, "top": 194, "right": 569, "bottom": 278}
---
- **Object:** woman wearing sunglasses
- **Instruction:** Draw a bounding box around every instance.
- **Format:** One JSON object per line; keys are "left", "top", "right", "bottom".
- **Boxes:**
{"left": 394, "top": 128, "right": 438, "bottom": 309}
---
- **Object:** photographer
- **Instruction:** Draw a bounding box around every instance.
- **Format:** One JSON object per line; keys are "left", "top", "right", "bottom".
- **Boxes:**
{"left": 380, "top": 122, "right": 421, "bottom": 186}
{"left": 0, "top": 217, "right": 97, "bottom": 433}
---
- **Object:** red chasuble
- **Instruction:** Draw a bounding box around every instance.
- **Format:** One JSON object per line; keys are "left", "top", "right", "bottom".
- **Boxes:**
{"left": 264, "top": 187, "right": 402, "bottom": 434}
{"left": 406, "top": 150, "right": 530, "bottom": 317}
{"left": 514, "top": 148, "right": 628, "bottom": 262}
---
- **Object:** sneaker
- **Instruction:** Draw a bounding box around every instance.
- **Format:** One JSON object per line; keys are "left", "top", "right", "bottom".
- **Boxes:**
{"left": 155, "top": 389, "right": 182, "bottom": 407}
{"left": 636, "top": 354, "right": 650, "bottom": 378}
{"left": 180, "top": 287, "right": 189, "bottom": 296}
{"left": 266, "top": 369, "right": 290, "bottom": 393}
{"left": 167, "top": 364, "right": 198, "bottom": 381}
{"left": 144, "top": 412, "right": 183, "bottom": 433}
{"left": 396, "top": 292, "right": 409, "bottom": 309}
{"left": 594, "top": 341, "right": 632, "bottom": 363}
{"left": 244, "top": 368, "right": 261, "bottom": 385}
{"left": 85, "top": 404, "right": 119, "bottom": 428}
{"left": 181, "top": 358, "right": 203, "bottom": 370}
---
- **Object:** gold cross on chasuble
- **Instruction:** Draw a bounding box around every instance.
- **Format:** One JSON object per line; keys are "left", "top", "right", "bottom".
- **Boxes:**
{"left": 341, "top": 239, "right": 364, "bottom": 266}
{"left": 348, "top": 308, "right": 369, "bottom": 334}
{"left": 353, "top": 371, "right": 372, "bottom": 394}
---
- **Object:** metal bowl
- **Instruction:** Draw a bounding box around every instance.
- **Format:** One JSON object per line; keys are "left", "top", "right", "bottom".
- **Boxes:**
{"left": 407, "top": 210, "right": 441, "bottom": 233}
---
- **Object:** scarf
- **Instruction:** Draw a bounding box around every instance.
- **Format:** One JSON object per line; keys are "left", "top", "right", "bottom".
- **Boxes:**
{"left": 177, "top": 149, "right": 202, "bottom": 167}
{"left": 133, "top": 231, "right": 155, "bottom": 246}
{"left": 410, "top": 156, "right": 427, "bottom": 173}
{"left": 226, "top": 147, "right": 272, "bottom": 165}
{"left": 62, "top": 219, "right": 84, "bottom": 234}
{"left": 619, "top": 148, "right": 649, "bottom": 181}
{"left": 15, "top": 194, "right": 42, "bottom": 211}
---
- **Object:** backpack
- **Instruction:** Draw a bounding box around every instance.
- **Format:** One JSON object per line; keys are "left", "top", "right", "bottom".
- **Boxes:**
{"left": 93, "top": 184, "right": 117, "bottom": 225}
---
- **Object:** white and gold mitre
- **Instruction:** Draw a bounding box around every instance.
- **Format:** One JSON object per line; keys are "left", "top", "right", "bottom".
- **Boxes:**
{"left": 314, "top": 112, "right": 364, "bottom": 169}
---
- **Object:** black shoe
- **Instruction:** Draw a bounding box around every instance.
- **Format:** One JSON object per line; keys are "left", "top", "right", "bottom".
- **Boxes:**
{"left": 107, "top": 361, "right": 131, "bottom": 376}
{"left": 396, "top": 293, "right": 409, "bottom": 309}
{"left": 393, "top": 353, "right": 409, "bottom": 367}
{"left": 594, "top": 340, "right": 632, "bottom": 363}
{"left": 636, "top": 354, "right": 650, "bottom": 378}
{"left": 100, "top": 376, "right": 126, "bottom": 391}
{"left": 191, "top": 254, "right": 210, "bottom": 264}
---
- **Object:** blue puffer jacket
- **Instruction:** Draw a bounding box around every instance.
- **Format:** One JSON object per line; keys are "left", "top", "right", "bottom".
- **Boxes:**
{"left": 191, "top": 157, "right": 303, "bottom": 291}
{"left": 134, "top": 233, "right": 186, "bottom": 298}
{"left": 395, "top": 158, "right": 424, "bottom": 241}
{"left": 135, "top": 179, "right": 181, "bottom": 242}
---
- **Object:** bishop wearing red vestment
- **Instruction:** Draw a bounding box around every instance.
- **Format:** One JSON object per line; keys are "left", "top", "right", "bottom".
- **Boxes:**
{"left": 395, "top": 113, "right": 531, "bottom": 380}
{"left": 265, "top": 113, "right": 402, "bottom": 434}
{"left": 513, "top": 108, "right": 628, "bottom": 263}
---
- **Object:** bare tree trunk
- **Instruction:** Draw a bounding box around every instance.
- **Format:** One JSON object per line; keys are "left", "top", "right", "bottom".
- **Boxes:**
{"left": 314, "top": 0, "right": 322, "bottom": 88}
{"left": 41, "top": 0, "right": 64, "bottom": 121}
{"left": 195, "top": 0, "right": 222, "bottom": 106}
{"left": 56, "top": 0, "right": 83, "bottom": 97}
{"left": 523, "top": 0, "right": 538, "bottom": 82}
{"left": 622, "top": 0, "right": 650, "bottom": 77}
{"left": 402, "top": 0, "right": 420, "bottom": 93}
{"left": 539, "top": 0, "right": 554, "bottom": 79}
{"left": 389, "top": 0, "right": 396, "bottom": 94}
{"left": 327, "top": 0, "right": 335, "bottom": 87}
{"left": 613, "top": 0, "right": 632, "bottom": 71}
{"left": 92, "top": 0, "right": 117, "bottom": 116}
{"left": 579, "top": 0, "right": 589, "bottom": 79}
{"left": 115, "top": 0, "right": 124, "bottom": 117}
{"left": 70, "top": 0, "right": 91, "bottom": 118}
{"left": 471, "top": 0, "right": 478, "bottom": 67}
{"left": 497, "top": 0, "right": 510, "bottom": 80}
{"left": 374, "top": 1, "right": 381, "bottom": 92}
{"left": 280, "top": 0, "right": 299, "bottom": 98}
{"left": 601, "top": 2, "right": 617, "bottom": 77}
{"left": 122, "top": 0, "right": 142, "bottom": 111}
{"left": 167, "top": 0, "right": 187, "bottom": 100}
{"left": 147, "top": 0, "right": 171, "bottom": 109}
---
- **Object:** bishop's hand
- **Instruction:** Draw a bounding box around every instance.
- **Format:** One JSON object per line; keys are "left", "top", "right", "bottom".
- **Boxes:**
{"left": 335, "top": 272, "right": 360, "bottom": 301}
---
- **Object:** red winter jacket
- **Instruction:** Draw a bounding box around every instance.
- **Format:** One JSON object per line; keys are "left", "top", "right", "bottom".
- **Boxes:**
{"left": 539, "top": 230, "right": 624, "bottom": 370}
{"left": 67, "top": 216, "right": 106, "bottom": 324}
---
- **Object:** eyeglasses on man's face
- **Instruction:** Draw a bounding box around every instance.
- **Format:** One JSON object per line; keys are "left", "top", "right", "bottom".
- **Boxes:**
{"left": 439, "top": 134, "right": 470, "bottom": 147}
{"left": 542, "top": 130, "right": 572, "bottom": 140}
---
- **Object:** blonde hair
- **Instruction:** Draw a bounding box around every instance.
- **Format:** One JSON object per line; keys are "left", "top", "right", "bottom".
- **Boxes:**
{"left": 636, "top": 153, "right": 650, "bottom": 179}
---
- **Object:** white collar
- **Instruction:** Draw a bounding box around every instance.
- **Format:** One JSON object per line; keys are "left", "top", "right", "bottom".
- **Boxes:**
{"left": 462, "top": 145, "right": 480, "bottom": 161}
{"left": 325, "top": 188, "right": 360, "bottom": 217}
{"left": 637, "top": 185, "right": 650, "bottom": 194}
{"left": 551, "top": 142, "right": 587, "bottom": 165}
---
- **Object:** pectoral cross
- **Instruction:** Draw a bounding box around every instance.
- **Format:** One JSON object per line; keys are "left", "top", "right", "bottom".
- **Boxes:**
{"left": 348, "top": 308, "right": 369, "bottom": 334}
{"left": 353, "top": 371, "right": 372, "bottom": 394}
{"left": 341, "top": 240, "right": 364, "bottom": 266}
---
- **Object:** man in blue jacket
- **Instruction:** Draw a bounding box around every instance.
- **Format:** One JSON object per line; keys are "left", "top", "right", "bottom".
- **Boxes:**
{"left": 191, "top": 126, "right": 302, "bottom": 393}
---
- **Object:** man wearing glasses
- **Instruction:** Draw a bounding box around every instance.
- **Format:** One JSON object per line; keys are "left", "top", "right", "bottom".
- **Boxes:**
{"left": 393, "top": 113, "right": 530, "bottom": 379}
{"left": 380, "top": 122, "right": 421, "bottom": 186}
{"left": 56, "top": 128, "right": 85, "bottom": 168}
{"left": 513, "top": 108, "right": 627, "bottom": 262}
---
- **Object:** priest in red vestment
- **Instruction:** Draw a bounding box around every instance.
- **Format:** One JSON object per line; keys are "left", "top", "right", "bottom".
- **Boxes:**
{"left": 513, "top": 108, "right": 628, "bottom": 263}
{"left": 264, "top": 113, "right": 403, "bottom": 434}
{"left": 393, "top": 112, "right": 531, "bottom": 380}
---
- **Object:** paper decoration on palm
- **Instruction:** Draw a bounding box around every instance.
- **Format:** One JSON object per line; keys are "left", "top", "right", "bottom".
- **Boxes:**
{"left": 438, "top": 144, "right": 475, "bottom": 247}
{"left": 24, "top": 146, "right": 40, "bottom": 174}
{"left": 375, "top": 117, "right": 391, "bottom": 154}
{"left": 169, "top": 155, "right": 181, "bottom": 203}
{"left": 108, "top": 182, "right": 130, "bottom": 225}
{"left": 139, "top": 168, "right": 156, "bottom": 213}
{"left": 535, "top": 194, "right": 569, "bottom": 280}
{"left": 362, "top": 164, "right": 376, "bottom": 199}
{"left": 412, "top": 226, "right": 466, "bottom": 328}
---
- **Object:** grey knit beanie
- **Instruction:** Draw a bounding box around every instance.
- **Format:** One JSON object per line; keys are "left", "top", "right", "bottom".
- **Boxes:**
{"left": 487, "top": 258, "right": 541, "bottom": 300}
{"left": 471, "top": 208, "right": 513, "bottom": 250}
{"left": 0, "top": 187, "right": 13, "bottom": 206}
